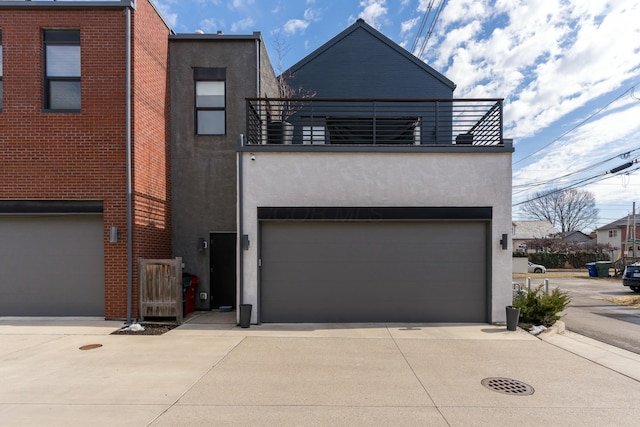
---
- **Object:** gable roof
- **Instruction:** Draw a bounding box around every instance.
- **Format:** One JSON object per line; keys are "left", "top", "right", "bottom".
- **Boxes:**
{"left": 284, "top": 19, "right": 456, "bottom": 91}
{"left": 555, "top": 230, "right": 594, "bottom": 243}
{"left": 512, "top": 220, "right": 557, "bottom": 240}
{"left": 596, "top": 214, "right": 640, "bottom": 231}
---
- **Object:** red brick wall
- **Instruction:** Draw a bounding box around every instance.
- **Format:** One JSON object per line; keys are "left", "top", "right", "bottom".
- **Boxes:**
{"left": 130, "top": 0, "right": 172, "bottom": 316}
{"left": 0, "top": 1, "right": 172, "bottom": 319}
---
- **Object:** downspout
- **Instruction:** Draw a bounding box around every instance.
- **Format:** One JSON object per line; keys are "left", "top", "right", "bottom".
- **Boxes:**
{"left": 125, "top": 6, "right": 134, "bottom": 325}
{"left": 238, "top": 133, "right": 244, "bottom": 310}
{"left": 237, "top": 36, "right": 260, "bottom": 313}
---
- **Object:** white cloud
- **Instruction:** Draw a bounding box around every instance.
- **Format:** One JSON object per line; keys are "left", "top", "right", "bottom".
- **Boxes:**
{"left": 199, "top": 18, "right": 225, "bottom": 33}
{"left": 283, "top": 19, "right": 309, "bottom": 35}
{"left": 401, "top": 16, "right": 420, "bottom": 34}
{"left": 231, "top": 17, "right": 255, "bottom": 32}
{"left": 153, "top": 1, "right": 178, "bottom": 28}
{"left": 304, "top": 8, "right": 322, "bottom": 22}
{"left": 230, "top": 0, "right": 255, "bottom": 9}
{"left": 427, "top": 0, "right": 640, "bottom": 144}
{"left": 358, "top": 0, "right": 388, "bottom": 29}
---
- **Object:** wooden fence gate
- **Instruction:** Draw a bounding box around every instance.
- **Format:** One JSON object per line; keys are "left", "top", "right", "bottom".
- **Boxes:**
{"left": 139, "top": 257, "right": 183, "bottom": 324}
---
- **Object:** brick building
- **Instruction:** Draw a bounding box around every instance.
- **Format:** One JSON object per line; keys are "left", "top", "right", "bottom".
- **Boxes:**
{"left": 0, "top": 0, "right": 172, "bottom": 319}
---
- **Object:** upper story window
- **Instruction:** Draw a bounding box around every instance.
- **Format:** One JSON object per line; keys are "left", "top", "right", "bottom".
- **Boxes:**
{"left": 1, "top": 30, "right": 3, "bottom": 111}
{"left": 194, "top": 67, "right": 226, "bottom": 135}
{"left": 609, "top": 230, "right": 617, "bottom": 238}
{"left": 44, "top": 29, "right": 80, "bottom": 111}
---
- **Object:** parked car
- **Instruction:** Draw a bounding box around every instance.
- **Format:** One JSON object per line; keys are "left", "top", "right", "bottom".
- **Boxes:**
{"left": 622, "top": 263, "right": 640, "bottom": 293}
{"left": 528, "top": 261, "right": 546, "bottom": 274}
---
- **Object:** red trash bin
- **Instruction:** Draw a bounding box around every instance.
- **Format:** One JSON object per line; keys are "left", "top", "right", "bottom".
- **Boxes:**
{"left": 182, "top": 273, "right": 199, "bottom": 316}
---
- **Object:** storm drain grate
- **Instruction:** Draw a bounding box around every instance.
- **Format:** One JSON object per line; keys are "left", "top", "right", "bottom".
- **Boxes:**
{"left": 481, "top": 377, "right": 534, "bottom": 396}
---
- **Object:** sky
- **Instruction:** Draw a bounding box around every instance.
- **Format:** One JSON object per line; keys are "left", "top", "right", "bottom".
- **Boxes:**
{"left": 154, "top": 0, "right": 640, "bottom": 232}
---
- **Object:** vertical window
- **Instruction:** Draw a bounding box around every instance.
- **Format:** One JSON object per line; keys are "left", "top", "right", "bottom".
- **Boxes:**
{"left": 44, "top": 29, "right": 80, "bottom": 111}
{"left": 302, "top": 118, "right": 326, "bottom": 144}
{"left": 0, "top": 30, "right": 3, "bottom": 111}
{"left": 194, "top": 67, "right": 226, "bottom": 135}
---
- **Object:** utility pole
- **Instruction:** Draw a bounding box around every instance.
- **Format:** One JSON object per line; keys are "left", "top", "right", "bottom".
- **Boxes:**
{"left": 630, "top": 202, "right": 638, "bottom": 262}
{"left": 634, "top": 202, "right": 637, "bottom": 258}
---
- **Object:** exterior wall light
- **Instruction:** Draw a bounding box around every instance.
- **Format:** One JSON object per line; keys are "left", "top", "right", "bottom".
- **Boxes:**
{"left": 109, "top": 226, "right": 119, "bottom": 244}
{"left": 500, "top": 233, "right": 509, "bottom": 250}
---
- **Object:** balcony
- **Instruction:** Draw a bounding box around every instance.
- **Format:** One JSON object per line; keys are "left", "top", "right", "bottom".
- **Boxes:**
{"left": 245, "top": 98, "right": 504, "bottom": 147}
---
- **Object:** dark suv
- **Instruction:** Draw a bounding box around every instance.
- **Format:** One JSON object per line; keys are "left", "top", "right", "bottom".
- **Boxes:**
{"left": 622, "top": 264, "right": 640, "bottom": 293}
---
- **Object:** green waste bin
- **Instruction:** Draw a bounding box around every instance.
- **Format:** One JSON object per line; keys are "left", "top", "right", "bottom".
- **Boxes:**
{"left": 595, "top": 261, "right": 612, "bottom": 278}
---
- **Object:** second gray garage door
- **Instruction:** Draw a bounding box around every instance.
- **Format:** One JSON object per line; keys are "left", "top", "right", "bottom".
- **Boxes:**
{"left": 260, "top": 221, "right": 488, "bottom": 323}
{"left": 0, "top": 215, "right": 104, "bottom": 316}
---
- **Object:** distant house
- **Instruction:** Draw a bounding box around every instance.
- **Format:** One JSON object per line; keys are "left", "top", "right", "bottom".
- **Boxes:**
{"left": 512, "top": 221, "right": 557, "bottom": 252}
{"left": 596, "top": 215, "right": 640, "bottom": 260}
{"left": 555, "top": 231, "right": 595, "bottom": 245}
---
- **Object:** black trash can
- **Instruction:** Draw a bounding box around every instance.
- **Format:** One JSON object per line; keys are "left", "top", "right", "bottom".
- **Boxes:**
{"left": 506, "top": 305, "right": 520, "bottom": 331}
{"left": 239, "top": 304, "right": 252, "bottom": 328}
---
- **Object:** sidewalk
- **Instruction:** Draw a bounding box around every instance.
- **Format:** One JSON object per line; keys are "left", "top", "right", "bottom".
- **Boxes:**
{"left": 1, "top": 315, "right": 639, "bottom": 426}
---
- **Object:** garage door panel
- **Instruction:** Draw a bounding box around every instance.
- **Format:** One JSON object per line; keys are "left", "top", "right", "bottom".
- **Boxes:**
{"left": 261, "top": 221, "right": 487, "bottom": 323}
{"left": 0, "top": 215, "right": 104, "bottom": 316}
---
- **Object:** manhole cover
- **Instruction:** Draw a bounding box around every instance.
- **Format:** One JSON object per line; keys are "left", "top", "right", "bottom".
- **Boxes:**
{"left": 79, "top": 344, "right": 103, "bottom": 351}
{"left": 481, "top": 377, "right": 534, "bottom": 396}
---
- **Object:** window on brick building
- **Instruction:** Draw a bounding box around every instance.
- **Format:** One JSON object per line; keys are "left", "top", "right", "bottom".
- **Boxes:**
{"left": 1, "top": 30, "right": 3, "bottom": 111}
{"left": 194, "top": 67, "right": 226, "bottom": 135}
{"left": 44, "top": 29, "right": 80, "bottom": 111}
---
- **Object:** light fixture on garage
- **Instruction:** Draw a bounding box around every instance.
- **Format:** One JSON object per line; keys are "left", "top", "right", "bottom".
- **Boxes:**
{"left": 500, "top": 233, "right": 508, "bottom": 250}
{"left": 241, "top": 234, "right": 250, "bottom": 250}
{"left": 109, "top": 226, "right": 119, "bottom": 244}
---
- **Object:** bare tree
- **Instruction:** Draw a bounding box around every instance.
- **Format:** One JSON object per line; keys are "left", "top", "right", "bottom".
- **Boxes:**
{"left": 522, "top": 188, "right": 598, "bottom": 233}
{"left": 268, "top": 33, "right": 316, "bottom": 121}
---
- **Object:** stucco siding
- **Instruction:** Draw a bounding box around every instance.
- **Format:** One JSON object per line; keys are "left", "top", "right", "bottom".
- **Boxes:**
{"left": 240, "top": 151, "right": 513, "bottom": 323}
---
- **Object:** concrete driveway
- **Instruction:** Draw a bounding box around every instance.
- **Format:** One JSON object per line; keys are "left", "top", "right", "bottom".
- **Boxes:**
{"left": 1, "top": 315, "right": 640, "bottom": 426}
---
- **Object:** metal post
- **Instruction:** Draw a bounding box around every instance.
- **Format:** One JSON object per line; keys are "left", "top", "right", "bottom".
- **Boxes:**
{"left": 526, "top": 277, "right": 531, "bottom": 292}
{"left": 544, "top": 279, "right": 549, "bottom": 295}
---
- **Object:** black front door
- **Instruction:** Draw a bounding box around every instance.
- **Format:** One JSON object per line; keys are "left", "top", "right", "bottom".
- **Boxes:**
{"left": 210, "top": 232, "right": 236, "bottom": 308}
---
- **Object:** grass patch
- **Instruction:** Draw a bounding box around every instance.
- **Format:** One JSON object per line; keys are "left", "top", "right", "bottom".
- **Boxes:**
{"left": 604, "top": 296, "right": 640, "bottom": 308}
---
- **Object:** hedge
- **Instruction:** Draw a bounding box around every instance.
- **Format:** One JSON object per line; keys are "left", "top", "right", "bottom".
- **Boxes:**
{"left": 527, "top": 251, "right": 610, "bottom": 269}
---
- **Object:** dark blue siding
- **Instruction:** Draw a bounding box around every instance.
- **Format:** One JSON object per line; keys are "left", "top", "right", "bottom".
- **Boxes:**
{"left": 288, "top": 26, "right": 454, "bottom": 99}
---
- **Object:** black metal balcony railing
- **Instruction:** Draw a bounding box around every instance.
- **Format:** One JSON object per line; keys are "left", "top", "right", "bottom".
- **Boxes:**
{"left": 246, "top": 98, "right": 503, "bottom": 146}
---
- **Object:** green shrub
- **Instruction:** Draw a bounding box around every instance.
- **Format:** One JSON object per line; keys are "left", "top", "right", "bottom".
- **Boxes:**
{"left": 528, "top": 252, "right": 567, "bottom": 269}
{"left": 527, "top": 251, "right": 610, "bottom": 268}
{"left": 513, "top": 285, "right": 571, "bottom": 327}
{"left": 566, "top": 251, "right": 610, "bottom": 268}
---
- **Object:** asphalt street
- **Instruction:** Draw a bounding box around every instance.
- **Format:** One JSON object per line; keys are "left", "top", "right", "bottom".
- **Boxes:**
{"left": 519, "top": 275, "right": 640, "bottom": 354}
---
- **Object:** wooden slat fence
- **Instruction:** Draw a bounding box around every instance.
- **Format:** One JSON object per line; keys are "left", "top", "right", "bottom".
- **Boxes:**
{"left": 139, "top": 257, "right": 183, "bottom": 324}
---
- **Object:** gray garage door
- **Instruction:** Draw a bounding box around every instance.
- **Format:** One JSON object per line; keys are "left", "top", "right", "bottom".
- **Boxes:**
{"left": 0, "top": 215, "right": 104, "bottom": 316}
{"left": 261, "top": 221, "right": 487, "bottom": 323}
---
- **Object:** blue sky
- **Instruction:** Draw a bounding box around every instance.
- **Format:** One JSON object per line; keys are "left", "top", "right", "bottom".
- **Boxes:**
{"left": 155, "top": 0, "right": 640, "bottom": 231}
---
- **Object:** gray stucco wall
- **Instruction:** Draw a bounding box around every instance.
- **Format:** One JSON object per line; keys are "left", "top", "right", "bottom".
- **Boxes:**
{"left": 240, "top": 149, "right": 513, "bottom": 323}
{"left": 170, "top": 35, "right": 272, "bottom": 309}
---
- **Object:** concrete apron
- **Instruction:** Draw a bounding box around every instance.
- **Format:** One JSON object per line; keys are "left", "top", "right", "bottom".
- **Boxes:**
{"left": 0, "top": 319, "right": 639, "bottom": 426}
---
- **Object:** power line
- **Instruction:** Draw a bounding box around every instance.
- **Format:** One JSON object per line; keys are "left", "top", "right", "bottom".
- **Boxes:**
{"left": 512, "top": 148, "right": 640, "bottom": 194}
{"left": 417, "top": 0, "right": 447, "bottom": 58}
{"left": 411, "top": 0, "right": 434, "bottom": 53}
{"left": 513, "top": 82, "right": 640, "bottom": 166}
{"left": 512, "top": 163, "right": 640, "bottom": 207}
